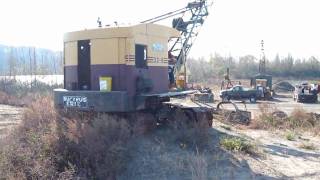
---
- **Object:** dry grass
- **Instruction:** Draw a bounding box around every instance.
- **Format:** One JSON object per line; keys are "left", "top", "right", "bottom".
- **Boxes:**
{"left": 120, "top": 135, "right": 211, "bottom": 180}
{"left": 161, "top": 107, "right": 213, "bottom": 149}
{"left": 299, "top": 143, "right": 317, "bottom": 151}
{"left": 0, "top": 79, "right": 62, "bottom": 106}
{"left": 117, "top": 119, "right": 228, "bottom": 180}
{"left": 56, "top": 114, "right": 132, "bottom": 179}
{"left": 0, "top": 96, "right": 213, "bottom": 179}
{"left": 188, "top": 150, "right": 208, "bottom": 180}
{"left": 0, "top": 93, "right": 259, "bottom": 179}
{"left": 0, "top": 91, "right": 9, "bottom": 104}
{"left": 0, "top": 97, "right": 60, "bottom": 179}
{"left": 251, "top": 103, "right": 320, "bottom": 135}
{"left": 250, "top": 103, "right": 280, "bottom": 129}
{"left": 0, "top": 91, "right": 22, "bottom": 106}
{"left": 0, "top": 97, "right": 133, "bottom": 179}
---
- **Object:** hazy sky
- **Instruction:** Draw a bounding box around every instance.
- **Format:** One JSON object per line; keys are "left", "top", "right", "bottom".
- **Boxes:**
{"left": 0, "top": 0, "right": 319, "bottom": 60}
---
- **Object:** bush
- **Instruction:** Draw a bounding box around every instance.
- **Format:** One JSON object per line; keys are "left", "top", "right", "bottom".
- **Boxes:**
{"left": 0, "top": 79, "right": 61, "bottom": 97}
{"left": 288, "top": 108, "right": 315, "bottom": 129}
{"left": 56, "top": 114, "right": 132, "bottom": 179}
{"left": 0, "top": 97, "right": 59, "bottom": 179}
{"left": 0, "top": 97, "right": 133, "bottom": 179}
{"left": 0, "top": 79, "right": 62, "bottom": 106}
{"left": 252, "top": 104, "right": 320, "bottom": 135}
{"left": 220, "top": 137, "right": 255, "bottom": 154}
{"left": 250, "top": 103, "right": 280, "bottom": 129}
{"left": 285, "top": 131, "right": 295, "bottom": 141}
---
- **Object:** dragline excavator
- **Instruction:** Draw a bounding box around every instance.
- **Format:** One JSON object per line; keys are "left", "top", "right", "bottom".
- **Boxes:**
{"left": 54, "top": 0, "right": 250, "bottom": 128}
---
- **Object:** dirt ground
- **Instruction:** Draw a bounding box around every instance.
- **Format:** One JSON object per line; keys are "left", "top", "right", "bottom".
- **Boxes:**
{"left": 214, "top": 120, "right": 320, "bottom": 180}
{"left": 119, "top": 117, "right": 320, "bottom": 180}
{"left": 0, "top": 104, "right": 23, "bottom": 139}
{"left": 127, "top": 93, "right": 320, "bottom": 180}
{"left": 246, "top": 93, "right": 319, "bottom": 115}
{"left": 0, "top": 93, "right": 319, "bottom": 179}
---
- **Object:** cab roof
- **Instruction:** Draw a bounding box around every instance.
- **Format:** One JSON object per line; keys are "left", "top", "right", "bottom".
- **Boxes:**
{"left": 64, "top": 23, "right": 180, "bottom": 43}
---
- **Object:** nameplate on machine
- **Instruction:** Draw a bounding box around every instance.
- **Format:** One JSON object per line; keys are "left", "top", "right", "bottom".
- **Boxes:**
{"left": 63, "top": 96, "right": 88, "bottom": 108}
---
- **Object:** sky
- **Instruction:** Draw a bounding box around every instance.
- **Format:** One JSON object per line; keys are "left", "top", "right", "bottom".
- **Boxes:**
{"left": 0, "top": 0, "right": 319, "bottom": 60}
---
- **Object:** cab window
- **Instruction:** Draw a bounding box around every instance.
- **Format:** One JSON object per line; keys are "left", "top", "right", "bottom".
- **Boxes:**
{"left": 135, "top": 44, "right": 147, "bottom": 68}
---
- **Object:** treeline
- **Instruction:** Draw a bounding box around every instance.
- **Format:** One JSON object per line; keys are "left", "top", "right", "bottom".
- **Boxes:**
{"left": 1, "top": 45, "right": 319, "bottom": 81}
{"left": 0, "top": 45, "right": 63, "bottom": 76}
{"left": 187, "top": 53, "right": 320, "bottom": 83}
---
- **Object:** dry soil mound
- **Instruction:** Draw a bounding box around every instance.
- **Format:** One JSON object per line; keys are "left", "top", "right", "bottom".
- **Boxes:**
{"left": 273, "top": 81, "right": 295, "bottom": 92}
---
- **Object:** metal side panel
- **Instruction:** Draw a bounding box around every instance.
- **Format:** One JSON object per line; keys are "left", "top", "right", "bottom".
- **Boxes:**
{"left": 298, "top": 94, "right": 318, "bottom": 103}
{"left": 54, "top": 89, "right": 134, "bottom": 112}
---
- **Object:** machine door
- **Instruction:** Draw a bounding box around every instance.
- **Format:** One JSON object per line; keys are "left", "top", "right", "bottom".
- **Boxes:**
{"left": 78, "top": 40, "right": 91, "bottom": 90}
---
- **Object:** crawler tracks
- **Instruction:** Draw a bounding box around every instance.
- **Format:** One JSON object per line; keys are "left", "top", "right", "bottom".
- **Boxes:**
{"left": 58, "top": 103, "right": 214, "bottom": 136}
{"left": 157, "top": 104, "right": 213, "bottom": 129}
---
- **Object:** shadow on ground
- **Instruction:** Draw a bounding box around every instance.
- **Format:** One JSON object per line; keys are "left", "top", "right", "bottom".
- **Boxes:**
{"left": 119, "top": 127, "right": 281, "bottom": 180}
{"left": 264, "top": 144, "right": 320, "bottom": 161}
{"left": 288, "top": 172, "right": 320, "bottom": 179}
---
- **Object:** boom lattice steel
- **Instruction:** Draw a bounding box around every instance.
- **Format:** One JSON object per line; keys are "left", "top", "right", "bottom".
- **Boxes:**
{"left": 142, "top": 0, "right": 213, "bottom": 81}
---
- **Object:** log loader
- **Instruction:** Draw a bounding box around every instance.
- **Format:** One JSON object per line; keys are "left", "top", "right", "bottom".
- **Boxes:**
{"left": 54, "top": 0, "right": 251, "bottom": 128}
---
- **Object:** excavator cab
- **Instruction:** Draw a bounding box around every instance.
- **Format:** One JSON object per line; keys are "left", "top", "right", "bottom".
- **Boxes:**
{"left": 55, "top": 24, "right": 181, "bottom": 112}
{"left": 55, "top": 0, "right": 216, "bottom": 111}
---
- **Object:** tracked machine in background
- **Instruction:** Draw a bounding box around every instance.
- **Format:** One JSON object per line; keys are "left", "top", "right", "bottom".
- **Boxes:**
{"left": 54, "top": 0, "right": 216, "bottom": 129}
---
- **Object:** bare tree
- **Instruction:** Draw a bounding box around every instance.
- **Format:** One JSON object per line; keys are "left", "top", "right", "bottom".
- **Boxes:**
{"left": 33, "top": 47, "right": 37, "bottom": 82}
{"left": 8, "top": 47, "right": 17, "bottom": 79}
{"left": 28, "top": 47, "right": 33, "bottom": 87}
